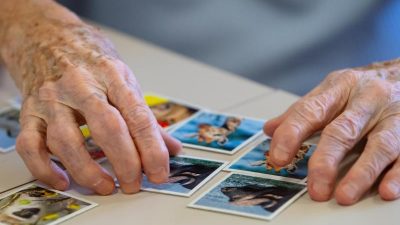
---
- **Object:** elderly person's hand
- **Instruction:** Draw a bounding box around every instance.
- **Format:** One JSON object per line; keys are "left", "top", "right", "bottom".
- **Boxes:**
{"left": 264, "top": 60, "right": 400, "bottom": 205}
{"left": 0, "top": 0, "right": 181, "bottom": 195}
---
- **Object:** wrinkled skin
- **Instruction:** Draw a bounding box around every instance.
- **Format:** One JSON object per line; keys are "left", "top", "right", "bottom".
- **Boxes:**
{"left": 0, "top": 0, "right": 181, "bottom": 195}
{"left": 265, "top": 61, "right": 400, "bottom": 205}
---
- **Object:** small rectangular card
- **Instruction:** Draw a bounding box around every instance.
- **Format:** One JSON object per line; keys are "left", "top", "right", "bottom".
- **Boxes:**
{"left": 169, "top": 111, "right": 264, "bottom": 154}
{"left": 226, "top": 138, "right": 316, "bottom": 182}
{"left": 144, "top": 93, "right": 201, "bottom": 129}
{"left": 0, "top": 106, "right": 20, "bottom": 153}
{"left": 141, "top": 155, "right": 227, "bottom": 197}
{"left": 188, "top": 173, "right": 307, "bottom": 221}
{"left": 0, "top": 184, "right": 97, "bottom": 225}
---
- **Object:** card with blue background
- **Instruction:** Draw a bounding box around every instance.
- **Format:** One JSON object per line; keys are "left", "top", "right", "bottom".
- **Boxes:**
{"left": 189, "top": 173, "right": 306, "bottom": 221}
{"left": 169, "top": 111, "right": 263, "bottom": 154}
{"left": 226, "top": 138, "right": 316, "bottom": 182}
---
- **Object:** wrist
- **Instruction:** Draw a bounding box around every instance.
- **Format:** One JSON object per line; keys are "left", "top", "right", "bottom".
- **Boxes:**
{"left": 0, "top": 0, "right": 84, "bottom": 93}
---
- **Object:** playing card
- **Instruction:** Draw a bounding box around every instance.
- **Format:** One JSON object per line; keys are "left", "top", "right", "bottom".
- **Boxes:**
{"left": 0, "top": 184, "right": 97, "bottom": 225}
{"left": 144, "top": 93, "right": 201, "bottom": 129}
{"left": 188, "top": 173, "right": 307, "bottom": 221}
{"left": 169, "top": 111, "right": 264, "bottom": 154}
{"left": 226, "top": 137, "right": 316, "bottom": 182}
{"left": 0, "top": 106, "right": 20, "bottom": 153}
{"left": 141, "top": 155, "right": 227, "bottom": 197}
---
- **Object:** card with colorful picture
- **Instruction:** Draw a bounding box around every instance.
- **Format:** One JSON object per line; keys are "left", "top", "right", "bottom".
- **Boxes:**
{"left": 0, "top": 106, "right": 20, "bottom": 153}
{"left": 0, "top": 184, "right": 97, "bottom": 225}
{"left": 226, "top": 137, "right": 316, "bottom": 182}
{"left": 141, "top": 155, "right": 227, "bottom": 197}
{"left": 188, "top": 173, "right": 306, "bottom": 221}
{"left": 144, "top": 93, "right": 202, "bottom": 129}
{"left": 169, "top": 111, "right": 264, "bottom": 154}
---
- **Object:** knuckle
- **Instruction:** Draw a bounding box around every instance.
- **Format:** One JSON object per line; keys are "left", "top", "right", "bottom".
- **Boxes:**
{"left": 356, "top": 162, "right": 380, "bottom": 183}
{"left": 47, "top": 125, "right": 83, "bottom": 153}
{"left": 325, "top": 69, "right": 359, "bottom": 87}
{"left": 100, "top": 108, "right": 125, "bottom": 132}
{"left": 322, "top": 113, "right": 361, "bottom": 149}
{"left": 80, "top": 92, "right": 108, "bottom": 109}
{"left": 125, "top": 104, "right": 158, "bottom": 135}
{"left": 317, "top": 150, "right": 340, "bottom": 167}
{"left": 15, "top": 133, "right": 37, "bottom": 156}
{"left": 369, "top": 130, "right": 400, "bottom": 161}
{"left": 367, "top": 79, "right": 391, "bottom": 98}
{"left": 294, "top": 94, "right": 332, "bottom": 124}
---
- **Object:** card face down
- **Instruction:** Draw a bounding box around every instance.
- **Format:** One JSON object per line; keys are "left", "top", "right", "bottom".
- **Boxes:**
{"left": 189, "top": 173, "right": 306, "bottom": 221}
{"left": 0, "top": 107, "right": 20, "bottom": 153}
{"left": 169, "top": 111, "right": 264, "bottom": 154}
{"left": 0, "top": 184, "right": 97, "bottom": 225}
{"left": 141, "top": 155, "right": 227, "bottom": 197}
{"left": 226, "top": 138, "right": 316, "bottom": 182}
{"left": 144, "top": 93, "right": 200, "bottom": 129}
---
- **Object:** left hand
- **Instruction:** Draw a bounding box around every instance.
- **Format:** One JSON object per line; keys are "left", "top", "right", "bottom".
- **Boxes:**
{"left": 264, "top": 59, "right": 400, "bottom": 205}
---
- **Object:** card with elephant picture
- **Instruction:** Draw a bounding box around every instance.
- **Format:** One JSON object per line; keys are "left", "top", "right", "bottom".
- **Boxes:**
{"left": 141, "top": 155, "right": 227, "bottom": 197}
{"left": 169, "top": 111, "right": 264, "bottom": 154}
{"left": 144, "top": 93, "right": 203, "bottom": 130}
{"left": 188, "top": 173, "right": 307, "bottom": 221}
{"left": 225, "top": 137, "right": 316, "bottom": 182}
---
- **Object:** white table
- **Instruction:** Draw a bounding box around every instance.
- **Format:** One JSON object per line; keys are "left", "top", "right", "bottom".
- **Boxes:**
{"left": 0, "top": 24, "right": 399, "bottom": 225}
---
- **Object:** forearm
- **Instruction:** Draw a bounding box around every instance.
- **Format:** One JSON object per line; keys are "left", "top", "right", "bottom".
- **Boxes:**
{"left": 0, "top": 0, "right": 83, "bottom": 91}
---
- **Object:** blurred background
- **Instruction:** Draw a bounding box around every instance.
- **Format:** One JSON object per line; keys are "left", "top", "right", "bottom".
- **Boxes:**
{"left": 58, "top": 0, "right": 400, "bottom": 95}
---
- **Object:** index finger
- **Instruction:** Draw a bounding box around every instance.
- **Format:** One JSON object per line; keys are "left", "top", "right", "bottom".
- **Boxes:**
{"left": 268, "top": 72, "right": 355, "bottom": 166}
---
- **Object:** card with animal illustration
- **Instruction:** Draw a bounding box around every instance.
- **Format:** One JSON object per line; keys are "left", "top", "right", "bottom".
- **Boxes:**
{"left": 226, "top": 138, "right": 316, "bottom": 182}
{"left": 141, "top": 155, "right": 227, "bottom": 197}
{"left": 188, "top": 173, "right": 306, "bottom": 221}
{"left": 0, "top": 184, "right": 97, "bottom": 225}
{"left": 0, "top": 106, "right": 20, "bottom": 153}
{"left": 144, "top": 93, "right": 201, "bottom": 129}
{"left": 169, "top": 111, "right": 264, "bottom": 154}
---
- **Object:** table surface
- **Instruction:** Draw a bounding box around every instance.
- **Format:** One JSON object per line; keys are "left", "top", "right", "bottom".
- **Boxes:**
{"left": 0, "top": 24, "right": 399, "bottom": 225}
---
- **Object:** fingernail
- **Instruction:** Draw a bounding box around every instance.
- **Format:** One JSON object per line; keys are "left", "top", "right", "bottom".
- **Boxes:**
{"left": 53, "top": 179, "right": 69, "bottom": 191}
{"left": 312, "top": 180, "right": 331, "bottom": 198}
{"left": 148, "top": 167, "right": 169, "bottom": 184}
{"left": 121, "top": 178, "right": 141, "bottom": 194}
{"left": 341, "top": 183, "right": 358, "bottom": 201}
{"left": 387, "top": 181, "right": 400, "bottom": 197}
{"left": 93, "top": 178, "right": 115, "bottom": 195}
